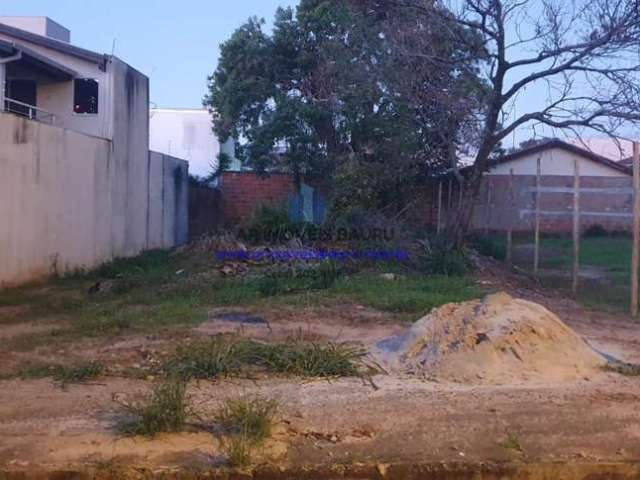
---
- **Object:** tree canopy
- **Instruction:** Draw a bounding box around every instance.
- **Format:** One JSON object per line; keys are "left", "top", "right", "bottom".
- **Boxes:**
{"left": 205, "top": 0, "right": 484, "bottom": 217}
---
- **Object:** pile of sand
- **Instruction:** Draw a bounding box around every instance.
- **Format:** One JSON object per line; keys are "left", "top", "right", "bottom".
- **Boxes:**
{"left": 375, "top": 292, "right": 605, "bottom": 384}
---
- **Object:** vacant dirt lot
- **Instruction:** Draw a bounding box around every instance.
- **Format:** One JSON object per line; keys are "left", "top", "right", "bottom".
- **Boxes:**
{"left": 1, "top": 251, "right": 639, "bottom": 478}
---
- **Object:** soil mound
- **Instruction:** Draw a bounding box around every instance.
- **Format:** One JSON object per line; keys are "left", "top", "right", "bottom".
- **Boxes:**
{"left": 375, "top": 292, "right": 605, "bottom": 384}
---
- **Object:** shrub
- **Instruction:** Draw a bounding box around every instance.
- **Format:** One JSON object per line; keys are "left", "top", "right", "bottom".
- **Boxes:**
{"left": 470, "top": 235, "right": 506, "bottom": 261}
{"left": 120, "top": 378, "right": 188, "bottom": 436}
{"left": 217, "top": 397, "right": 278, "bottom": 443}
{"left": 242, "top": 203, "right": 301, "bottom": 244}
{"left": 163, "top": 338, "right": 250, "bottom": 380}
{"left": 222, "top": 434, "right": 253, "bottom": 467}
{"left": 254, "top": 341, "right": 366, "bottom": 377}
{"left": 584, "top": 224, "right": 608, "bottom": 238}
{"left": 417, "top": 236, "right": 470, "bottom": 276}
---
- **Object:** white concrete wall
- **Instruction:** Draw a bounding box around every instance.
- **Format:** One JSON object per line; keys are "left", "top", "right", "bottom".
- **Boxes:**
{"left": 0, "top": 113, "right": 188, "bottom": 287}
{"left": 487, "top": 147, "right": 628, "bottom": 177}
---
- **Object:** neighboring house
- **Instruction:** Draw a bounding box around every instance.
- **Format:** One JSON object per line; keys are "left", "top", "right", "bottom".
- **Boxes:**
{"left": 0, "top": 17, "right": 188, "bottom": 287}
{"left": 149, "top": 108, "right": 325, "bottom": 226}
{"left": 432, "top": 139, "right": 634, "bottom": 233}
{"left": 149, "top": 108, "right": 237, "bottom": 178}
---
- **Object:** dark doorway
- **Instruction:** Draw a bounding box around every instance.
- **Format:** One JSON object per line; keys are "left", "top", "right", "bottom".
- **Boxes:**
{"left": 5, "top": 80, "right": 37, "bottom": 117}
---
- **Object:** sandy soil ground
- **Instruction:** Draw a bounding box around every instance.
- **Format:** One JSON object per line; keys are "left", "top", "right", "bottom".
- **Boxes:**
{"left": 1, "top": 263, "right": 640, "bottom": 475}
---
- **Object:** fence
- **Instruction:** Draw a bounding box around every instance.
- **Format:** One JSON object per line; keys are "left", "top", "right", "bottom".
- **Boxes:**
{"left": 432, "top": 143, "right": 640, "bottom": 316}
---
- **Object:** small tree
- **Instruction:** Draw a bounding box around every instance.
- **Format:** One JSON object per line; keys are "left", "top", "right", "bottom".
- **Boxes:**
{"left": 366, "top": 0, "right": 640, "bottom": 246}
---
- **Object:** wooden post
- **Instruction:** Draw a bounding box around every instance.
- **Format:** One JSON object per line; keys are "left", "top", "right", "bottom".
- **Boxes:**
{"left": 534, "top": 156, "right": 541, "bottom": 274}
{"left": 485, "top": 178, "right": 492, "bottom": 234}
{"left": 506, "top": 168, "right": 514, "bottom": 266}
{"left": 436, "top": 181, "right": 443, "bottom": 235}
{"left": 458, "top": 179, "right": 464, "bottom": 208}
{"left": 631, "top": 142, "right": 640, "bottom": 317}
{"left": 572, "top": 158, "right": 580, "bottom": 295}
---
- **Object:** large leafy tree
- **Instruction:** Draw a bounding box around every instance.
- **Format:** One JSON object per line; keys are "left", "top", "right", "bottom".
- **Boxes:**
{"left": 205, "top": 0, "right": 483, "bottom": 217}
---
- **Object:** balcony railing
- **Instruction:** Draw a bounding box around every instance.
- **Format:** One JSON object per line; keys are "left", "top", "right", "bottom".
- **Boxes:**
{"left": 3, "top": 97, "right": 58, "bottom": 125}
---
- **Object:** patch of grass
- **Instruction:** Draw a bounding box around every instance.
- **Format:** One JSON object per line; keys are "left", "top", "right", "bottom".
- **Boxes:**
{"left": 120, "top": 378, "right": 188, "bottom": 437}
{"left": 254, "top": 261, "right": 343, "bottom": 297}
{"left": 217, "top": 397, "right": 278, "bottom": 444}
{"left": 255, "top": 341, "right": 366, "bottom": 377}
{"left": 17, "top": 361, "right": 104, "bottom": 384}
{"left": 331, "top": 274, "right": 482, "bottom": 315}
{"left": 162, "top": 338, "right": 250, "bottom": 380}
{"left": 603, "top": 360, "right": 640, "bottom": 376}
{"left": 52, "top": 361, "right": 104, "bottom": 384}
{"left": 222, "top": 434, "right": 253, "bottom": 468}
{"left": 162, "top": 338, "right": 367, "bottom": 380}
{"left": 499, "top": 431, "right": 524, "bottom": 453}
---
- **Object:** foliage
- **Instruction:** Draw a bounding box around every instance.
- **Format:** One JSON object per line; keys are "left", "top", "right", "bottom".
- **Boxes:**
{"left": 205, "top": 0, "right": 483, "bottom": 217}
{"left": 217, "top": 397, "right": 278, "bottom": 443}
{"left": 417, "top": 236, "right": 470, "bottom": 276}
{"left": 120, "top": 379, "right": 188, "bottom": 437}
{"left": 254, "top": 261, "right": 343, "bottom": 296}
{"left": 253, "top": 341, "right": 366, "bottom": 377}
{"left": 242, "top": 202, "right": 300, "bottom": 243}
{"left": 471, "top": 235, "right": 506, "bottom": 261}
{"left": 161, "top": 338, "right": 366, "bottom": 380}
{"left": 222, "top": 434, "right": 253, "bottom": 468}
{"left": 163, "top": 338, "right": 250, "bottom": 380}
{"left": 18, "top": 361, "right": 104, "bottom": 385}
{"left": 584, "top": 224, "right": 608, "bottom": 238}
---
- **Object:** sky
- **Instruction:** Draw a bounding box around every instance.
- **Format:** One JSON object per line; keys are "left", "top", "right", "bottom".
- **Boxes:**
{"left": 1, "top": 0, "right": 299, "bottom": 109}
{"left": 2, "top": 1, "right": 632, "bottom": 153}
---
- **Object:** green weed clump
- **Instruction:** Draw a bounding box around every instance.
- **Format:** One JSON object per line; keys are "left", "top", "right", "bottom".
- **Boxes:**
{"left": 217, "top": 396, "right": 279, "bottom": 468}
{"left": 217, "top": 397, "right": 278, "bottom": 443}
{"left": 18, "top": 361, "right": 104, "bottom": 385}
{"left": 120, "top": 378, "right": 188, "bottom": 437}
{"left": 255, "top": 341, "right": 366, "bottom": 377}
{"left": 162, "top": 338, "right": 366, "bottom": 380}
{"left": 163, "top": 338, "right": 250, "bottom": 380}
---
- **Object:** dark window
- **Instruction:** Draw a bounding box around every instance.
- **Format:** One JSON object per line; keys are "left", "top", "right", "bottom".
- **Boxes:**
{"left": 73, "top": 79, "right": 98, "bottom": 114}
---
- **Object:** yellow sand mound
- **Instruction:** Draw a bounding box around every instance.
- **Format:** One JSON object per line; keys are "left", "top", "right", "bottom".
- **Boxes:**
{"left": 375, "top": 292, "right": 605, "bottom": 384}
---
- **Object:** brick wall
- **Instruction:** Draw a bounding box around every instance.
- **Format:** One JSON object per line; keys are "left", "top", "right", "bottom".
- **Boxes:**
{"left": 218, "top": 171, "right": 296, "bottom": 225}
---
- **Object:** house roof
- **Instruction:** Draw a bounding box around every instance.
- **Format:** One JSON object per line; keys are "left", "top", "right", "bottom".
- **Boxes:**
{"left": 0, "top": 38, "right": 77, "bottom": 80}
{"left": 488, "top": 139, "right": 632, "bottom": 175}
{"left": 0, "top": 21, "right": 106, "bottom": 67}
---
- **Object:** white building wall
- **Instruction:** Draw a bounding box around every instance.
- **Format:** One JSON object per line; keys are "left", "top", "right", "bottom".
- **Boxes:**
{"left": 150, "top": 108, "right": 235, "bottom": 177}
{"left": 0, "top": 112, "right": 188, "bottom": 288}
{"left": 487, "top": 147, "right": 628, "bottom": 177}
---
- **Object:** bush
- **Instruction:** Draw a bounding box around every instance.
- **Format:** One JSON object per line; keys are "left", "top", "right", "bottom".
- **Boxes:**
{"left": 417, "top": 236, "right": 470, "bottom": 276}
{"left": 163, "top": 338, "right": 250, "bottom": 380}
{"left": 217, "top": 397, "right": 278, "bottom": 443}
{"left": 254, "top": 260, "right": 343, "bottom": 296}
{"left": 120, "top": 378, "right": 188, "bottom": 436}
{"left": 470, "top": 235, "right": 506, "bottom": 261}
{"left": 242, "top": 203, "right": 302, "bottom": 244}
{"left": 584, "top": 224, "right": 608, "bottom": 238}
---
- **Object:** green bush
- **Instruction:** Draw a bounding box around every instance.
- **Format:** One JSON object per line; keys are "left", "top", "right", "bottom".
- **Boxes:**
{"left": 242, "top": 202, "right": 301, "bottom": 244}
{"left": 584, "top": 224, "right": 608, "bottom": 238}
{"left": 471, "top": 235, "right": 506, "bottom": 261}
{"left": 120, "top": 378, "right": 188, "bottom": 436}
{"left": 217, "top": 397, "right": 278, "bottom": 443}
{"left": 418, "top": 236, "right": 469, "bottom": 276}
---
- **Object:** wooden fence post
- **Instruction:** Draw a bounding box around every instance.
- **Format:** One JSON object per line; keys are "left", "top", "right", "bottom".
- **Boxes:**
{"left": 506, "top": 168, "right": 514, "bottom": 266}
{"left": 485, "top": 178, "right": 492, "bottom": 234}
{"left": 572, "top": 158, "right": 580, "bottom": 295}
{"left": 436, "top": 181, "right": 443, "bottom": 235}
{"left": 631, "top": 142, "right": 640, "bottom": 318}
{"left": 447, "top": 178, "right": 453, "bottom": 210}
{"left": 534, "top": 156, "right": 541, "bottom": 274}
